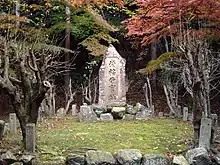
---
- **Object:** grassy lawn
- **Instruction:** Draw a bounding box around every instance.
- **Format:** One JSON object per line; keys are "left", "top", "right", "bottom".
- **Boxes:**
{"left": 2, "top": 116, "right": 193, "bottom": 161}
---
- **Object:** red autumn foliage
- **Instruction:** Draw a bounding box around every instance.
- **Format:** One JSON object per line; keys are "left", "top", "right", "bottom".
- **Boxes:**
{"left": 123, "top": 0, "right": 220, "bottom": 46}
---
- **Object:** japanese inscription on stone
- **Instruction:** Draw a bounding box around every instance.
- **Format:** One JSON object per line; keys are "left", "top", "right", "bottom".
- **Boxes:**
{"left": 99, "top": 45, "right": 126, "bottom": 106}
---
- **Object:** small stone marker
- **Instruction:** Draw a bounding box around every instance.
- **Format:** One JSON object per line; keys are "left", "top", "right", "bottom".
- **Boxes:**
{"left": 0, "top": 120, "right": 5, "bottom": 140}
{"left": 199, "top": 118, "right": 212, "bottom": 149}
{"left": 136, "top": 103, "right": 142, "bottom": 111}
{"left": 210, "top": 114, "right": 218, "bottom": 128}
{"left": 158, "top": 112, "right": 164, "bottom": 117}
{"left": 26, "top": 123, "right": 36, "bottom": 154}
{"left": 71, "top": 104, "right": 77, "bottom": 116}
{"left": 98, "top": 44, "right": 126, "bottom": 107}
{"left": 57, "top": 108, "right": 65, "bottom": 117}
{"left": 3, "top": 123, "right": 9, "bottom": 135}
{"left": 183, "top": 107, "right": 188, "bottom": 121}
{"left": 177, "top": 105, "right": 182, "bottom": 117}
{"left": 151, "top": 105, "right": 155, "bottom": 117}
{"left": 9, "top": 113, "right": 17, "bottom": 134}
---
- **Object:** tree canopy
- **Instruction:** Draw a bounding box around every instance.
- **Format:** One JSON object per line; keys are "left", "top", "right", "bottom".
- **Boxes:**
{"left": 124, "top": 0, "right": 220, "bottom": 45}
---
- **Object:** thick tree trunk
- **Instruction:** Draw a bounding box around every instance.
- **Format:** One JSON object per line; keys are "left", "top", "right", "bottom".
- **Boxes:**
{"left": 192, "top": 82, "right": 203, "bottom": 144}
{"left": 10, "top": 88, "right": 47, "bottom": 145}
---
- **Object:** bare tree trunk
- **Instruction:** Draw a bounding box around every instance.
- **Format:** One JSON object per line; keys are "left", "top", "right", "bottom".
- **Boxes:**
{"left": 15, "top": 0, "right": 20, "bottom": 28}
{"left": 64, "top": 3, "right": 71, "bottom": 103}
{"left": 192, "top": 82, "right": 203, "bottom": 143}
{"left": 65, "top": 79, "right": 75, "bottom": 114}
{"left": 143, "top": 76, "right": 153, "bottom": 109}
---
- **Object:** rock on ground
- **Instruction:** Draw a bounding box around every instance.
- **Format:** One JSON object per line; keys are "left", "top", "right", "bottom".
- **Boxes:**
{"left": 173, "top": 155, "right": 189, "bottom": 165}
{"left": 115, "top": 149, "right": 142, "bottom": 165}
{"left": 185, "top": 147, "right": 212, "bottom": 165}
{"left": 142, "top": 154, "right": 170, "bottom": 165}
{"left": 100, "top": 113, "right": 114, "bottom": 121}
{"left": 86, "top": 150, "right": 116, "bottom": 165}
{"left": 66, "top": 154, "right": 86, "bottom": 165}
{"left": 111, "top": 107, "right": 126, "bottom": 119}
{"left": 79, "top": 106, "right": 97, "bottom": 122}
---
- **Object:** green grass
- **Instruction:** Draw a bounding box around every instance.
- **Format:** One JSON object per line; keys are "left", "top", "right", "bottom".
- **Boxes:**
{"left": 1, "top": 116, "right": 193, "bottom": 161}
{"left": 35, "top": 117, "right": 193, "bottom": 161}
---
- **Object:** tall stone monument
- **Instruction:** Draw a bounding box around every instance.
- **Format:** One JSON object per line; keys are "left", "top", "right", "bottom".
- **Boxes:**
{"left": 99, "top": 45, "right": 126, "bottom": 106}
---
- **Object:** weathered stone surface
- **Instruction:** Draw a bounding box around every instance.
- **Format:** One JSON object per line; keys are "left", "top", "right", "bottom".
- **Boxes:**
{"left": 26, "top": 123, "right": 36, "bottom": 154}
{"left": 92, "top": 104, "right": 106, "bottom": 117}
{"left": 183, "top": 107, "right": 188, "bottom": 121}
{"left": 1, "top": 151, "right": 17, "bottom": 164}
{"left": 173, "top": 155, "right": 189, "bottom": 165}
{"left": 79, "top": 105, "right": 97, "bottom": 122}
{"left": 199, "top": 118, "right": 212, "bottom": 149}
{"left": 135, "top": 103, "right": 142, "bottom": 111}
{"left": 9, "top": 113, "right": 17, "bottom": 134}
{"left": 71, "top": 104, "right": 77, "bottom": 116}
{"left": 135, "top": 110, "right": 151, "bottom": 120}
{"left": 112, "top": 107, "right": 126, "bottom": 119}
{"left": 214, "top": 154, "right": 220, "bottom": 165}
{"left": 66, "top": 154, "right": 86, "bottom": 165}
{"left": 3, "top": 123, "right": 9, "bottom": 136}
{"left": 98, "top": 44, "right": 126, "bottom": 107}
{"left": 115, "top": 149, "right": 142, "bottom": 165}
{"left": 123, "top": 114, "right": 135, "bottom": 121}
{"left": 126, "top": 105, "right": 137, "bottom": 115}
{"left": 57, "top": 108, "right": 65, "bottom": 116}
{"left": 158, "top": 112, "right": 164, "bottom": 117}
{"left": 86, "top": 150, "right": 116, "bottom": 165}
{"left": 37, "top": 160, "right": 65, "bottom": 165}
{"left": 185, "top": 147, "right": 211, "bottom": 165}
{"left": 0, "top": 120, "right": 5, "bottom": 140}
{"left": 142, "top": 154, "right": 170, "bottom": 165}
{"left": 20, "top": 154, "right": 36, "bottom": 164}
{"left": 188, "top": 113, "right": 193, "bottom": 122}
{"left": 100, "top": 113, "right": 114, "bottom": 121}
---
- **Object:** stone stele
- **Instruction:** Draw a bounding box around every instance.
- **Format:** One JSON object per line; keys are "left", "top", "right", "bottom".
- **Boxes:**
{"left": 98, "top": 44, "right": 126, "bottom": 107}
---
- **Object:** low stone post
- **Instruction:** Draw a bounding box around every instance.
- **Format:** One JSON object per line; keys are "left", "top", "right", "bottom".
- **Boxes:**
{"left": 26, "top": 123, "right": 36, "bottom": 154}
{"left": 9, "top": 113, "right": 17, "bottom": 134}
{"left": 0, "top": 120, "right": 5, "bottom": 140}
{"left": 210, "top": 114, "right": 218, "bottom": 128}
{"left": 199, "top": 118, "right": 212, "bottom": 149}
{"left": 210, "top": 114, "right": 218, "bottom": 143}
{"left": 151, "top": 105, "right": 155, "bottom": 117}
{"left": 72, "top": 104, "right": 77, "bottom": 116}
{"left": 158, "top": 112, "right": 164, "bottom": 117}
{"left": 183, "top": 107, "right": 188, "bottom": 121}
